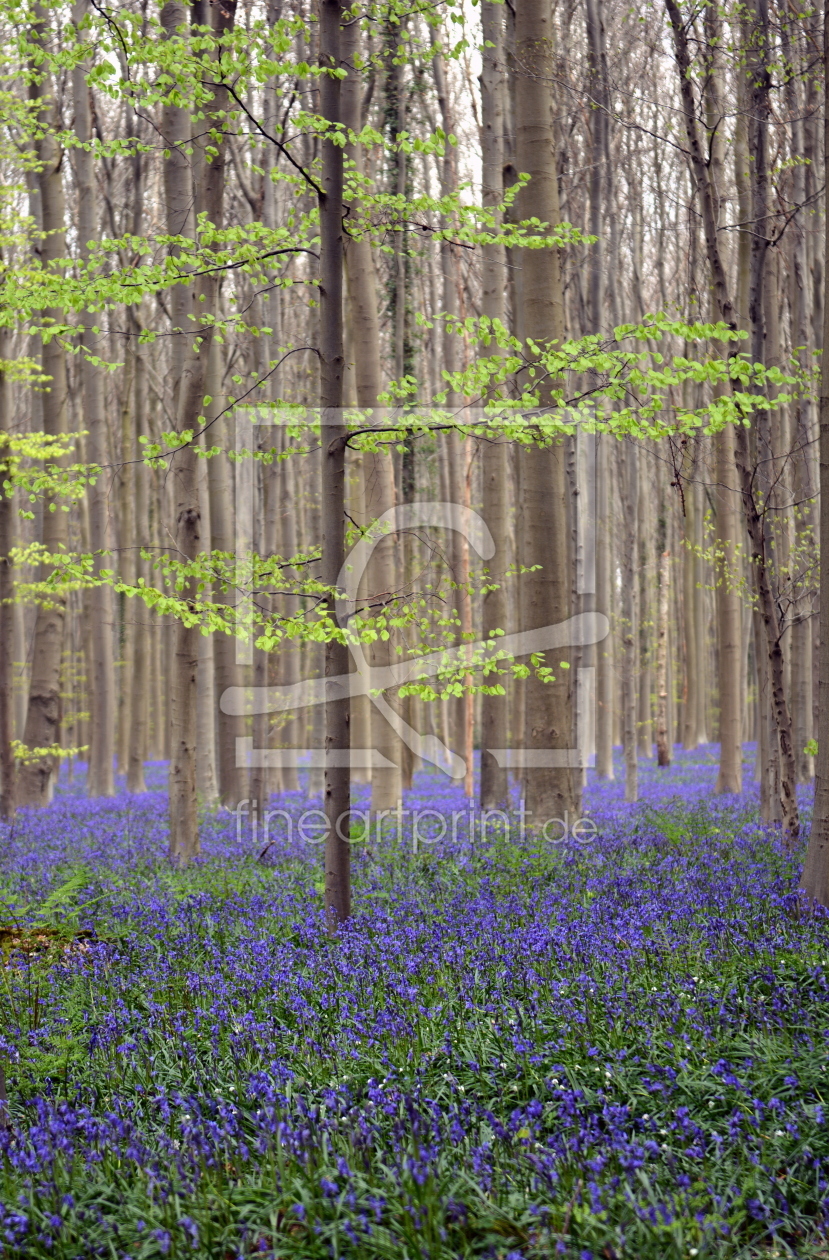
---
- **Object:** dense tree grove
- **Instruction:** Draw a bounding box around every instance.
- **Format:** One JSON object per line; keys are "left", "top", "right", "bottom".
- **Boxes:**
{"left": 7, "top": 3, "right": 829, "bottom": 1254}
{"left": 1, "top": 0, "right": 829, "bottom": 907}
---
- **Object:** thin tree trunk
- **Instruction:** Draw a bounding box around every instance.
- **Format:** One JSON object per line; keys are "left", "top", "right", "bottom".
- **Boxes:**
{"left": 0, "top": 332, "right": 14, "bottom": 818}
{"left": 73, "top": 0, "right": 115, "bottom": 797}
{"left": 619, "top": 440, "right": 639, "bottom": 801}
{"left": 319, "top": 0, "right": 350, "bottom": 925}
{"left": 637, "top": 473, "right": 653, "bottom": 756}
{"left": 275, "top": 428, "right": 300, "bottom": 792}
{"left": 595, "top": 433, "right": 614, "bottom": 777}
{"left": 799, "top": 0, "right": 829, "bottom": 902}
{"left": 479, "top": 0, "right": 509, "bottom": 810}
{"left": 342, "top": 15, "right": 401, "bottom": 810}
{"left": 163, "top": 0, "right": 199, "bottom": 861}
{"left": 665, "top": 0, "right": 798, "bottom": 840}
{"left": 208, "top": 353, "right": 247, "bottom": 807}
{"left": 715, "top": 422, "right": 743, "bottom": 790}
{"left": 656, "top": 549, "right": 671, "bottom": 766}
{"left": 127, "top": 314, "right": 149, "bottom": 793}
{"left": 196, "top": 437, "right": 218, "bottom": 805}
{"left": 19, "top": 4, "right": 68, "bottom": 808}
{"left": 117, "top": 345, "right": 136, "bottom": 778}
{"left": 681, "top": 474, "right": 698, "bottom": 751}
{"left": 433, "top": 43, "right": 470, "bottom": 784}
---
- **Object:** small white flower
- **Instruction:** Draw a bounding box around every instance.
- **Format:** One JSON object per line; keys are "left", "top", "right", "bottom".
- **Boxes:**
{"left": 708, "top": 1101, "right": 715, "bottom": 1109}
{"left": 642, "top": 1113, "right": 650, "bottom": 1120}
{"left": 689, "top": 1250, "right": 699, "bottom": 1257}
{"left": 775, "top": 1129, "right": 785, "bottom": 1137}
{"left": 659, "top": 1128, "right": 667, "bottom": 1135}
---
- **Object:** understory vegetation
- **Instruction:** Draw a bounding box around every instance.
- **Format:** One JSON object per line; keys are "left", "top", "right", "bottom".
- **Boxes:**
{"left": 0, "top": 749, "right": 827, "bottom": 1259}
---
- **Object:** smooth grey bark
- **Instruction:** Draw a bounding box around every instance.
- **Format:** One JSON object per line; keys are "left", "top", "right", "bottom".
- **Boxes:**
{"left": 432, "top": 41, "right": 471, "bottom": 785}
{"left": 714, "top": 422, "right": 743, "bottom": 791}
{"left": 618, "top": 439, "right": 639, "bottom": 802}
{"left": 127, "top": 315, "right": 149, "bottom": 794}
{"left": 703, "top": 8, "right": 742, "bottom": 788}
{"left": 162, "top": 0, "right": 199, "bottom": 861}
{"left": 73, "top": 0, "right": 115, "bottom": 797}
{"left": 341, "top": 15, "right": 401, "bottom": 809}
{"left": 782, "top": 10, "right": 815, "bottom": 785}
{"left": 0, "top": 331, "right": 14, "bottom": 818}
{"left": 208, "top": 377, "right": 247, "bottom": 807}
{"left": 196, "top": 437, "right": 218, "bottom": 805}
{"left": 637, "top": 473, "right": 653, "bottom": 756}
{"left": 319, "top": 0, "right": 350, "bottom": 926}
{"left": 19, "top": 4, "right": 69, "bottom": 808}
{"left": 479, "top": 0, "right": 509, "bottom": 811}
{"left": 655, "top": 548, "right": 671, "bottom": 767}
{"left": 275, "top": 427, "right": 300, "bottom": 792}
{"left": 799, "top": 0, "right": 829, "bottom": 903}
{"left": 165, "top": 0, "right": 236, "bottom": 860}
{"left": 513, "top": 0, "right": 579, "bottom": 821}
{"left": 586, "top": 0, "right": 614, "bottom": 780}
{"left": 595, "top": 433, "right": 614, "bottom": 778}
{"left": 693, "top": 478, "right": 708, "bottom": 746}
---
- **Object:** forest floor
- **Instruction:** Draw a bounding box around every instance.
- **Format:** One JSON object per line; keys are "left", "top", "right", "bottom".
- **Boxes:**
{"left": 0, "top": 748, "right": 828, "bottom": 1258}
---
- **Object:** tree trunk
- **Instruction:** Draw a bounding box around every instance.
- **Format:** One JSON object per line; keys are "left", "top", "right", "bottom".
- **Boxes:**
{"left": 342, "top": 15, "right": 401, "bottom": 810}
{"left": 319, "top": 0, "right": 350, "bottom": 925}
{"left": 681, "top": 476, "right": 698, "bottom": 750}
{"left": 162, "top": 0, "right": 199, "bottom": 861}
{"left": 127, "top": 314, "right": 149, "bottom": 794}
{"left": 275, "top": 427, "right": 300, "bottom": 791}
{"left": 665, "top": 0, "right": 798, "bottom": 840}
{"left": 18, "top": 4, "right": 68, "bottom": 808}
{"left": 595, "top": 433, "right": 614, "bottom": 777}
{"left": 799, "top": 0, "right": 829, "bottom": 903}
{"left": 208, "top": 380, "right": 247, "bottom": 806}
{"left": 164, "top": 0, "right": 237, "bottom": 860}
{"left": 196, "top": 436, "right": 218, "bottom": 805}
{"left": 73, "top": 0, "right": 115, "bottom": 797}
{"left": 513, "top": 0, "right": 579, "bottom": 822}
{"left": 714, "top": 423, "right": 743, "bottom": 791}
{"left": 637, "top": 473, "right": 653, "bottom": 756}
{"left": 618, "top": 440, "right": 639, "bottom": 801}
{"left": 117, "top": 345, "right": 136, "bottom": 779}
{"left": 0, "top": 331, "right": 14, "bottom": 818}
{"left": 432, "top": 42, "right": 471, "bottom": 784}
{"left": 479, "top": 0, "right": 509, "bottom": 811}
{"left": 655, "top": 549, "right": 671, "bottom": 767}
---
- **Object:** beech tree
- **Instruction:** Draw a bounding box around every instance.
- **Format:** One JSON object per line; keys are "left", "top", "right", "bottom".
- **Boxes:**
{"left": 0, "top": 0, "right": 823, "bottom": 911}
